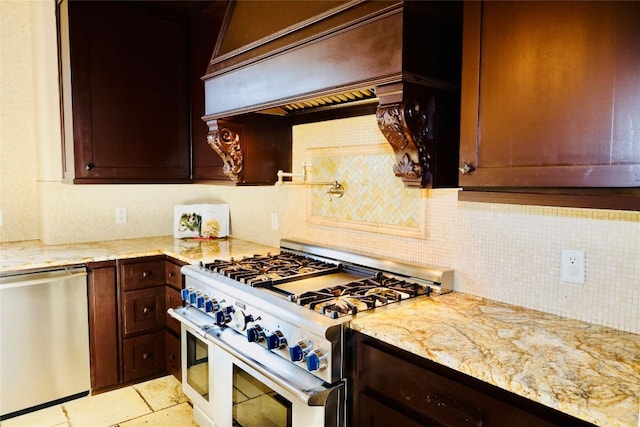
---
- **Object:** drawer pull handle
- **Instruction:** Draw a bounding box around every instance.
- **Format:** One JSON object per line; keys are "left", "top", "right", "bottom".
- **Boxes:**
{"left": 426, "top": 394, "right": 483, "bottom": 427}
{"left": 458, "top": 162, "right": 475, "bottom": 175}
{"left": 142, "top": 307, "right": 154, "bottom": 314}
{"left": 143, "top": 352, "right": 152, "bottom": 360}
{"left": 141, "top": 271, "right": 149, "bottom": 278}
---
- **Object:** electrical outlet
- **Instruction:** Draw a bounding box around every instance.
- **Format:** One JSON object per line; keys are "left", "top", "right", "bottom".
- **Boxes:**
{"left": 271, "top": 212, "right": 279, "bottom": 231}
{"left": 561, "top": 249, "right": 585, "bottom": 284}
{"left": 115, "top": 207, "right": 127, "bottom": 224}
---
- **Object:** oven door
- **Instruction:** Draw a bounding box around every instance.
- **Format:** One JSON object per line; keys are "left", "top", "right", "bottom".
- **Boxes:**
{"left": 170, "top": 306, "right": 345, "bottom": 427}
{"left": 181, "top": 323, "right": 217, "bottom": 427}
{"left": 214, "top": 344, "right": 332, "bottom": 427}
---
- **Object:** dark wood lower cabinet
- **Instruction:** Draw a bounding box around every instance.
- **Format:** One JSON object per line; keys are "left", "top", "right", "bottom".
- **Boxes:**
{"left": 87, "top": 256, "right": 184, "bottom": 392}
{"left": 358, "top": 392, "right": 425, "bottom": 427}
{"left": 165, "top": 331, "right": 181, "bottom": 381}
{"left": 123, "top": 331, "right": 165, "bottom": 382}
{"left": 164, "top": 259, "right": 185, "bottom": 381}
{"left": 87, "top": 261, "right": 119, "bottom": 391}
{"left": 352, "top": 332, "right": 594, "bottom": 427}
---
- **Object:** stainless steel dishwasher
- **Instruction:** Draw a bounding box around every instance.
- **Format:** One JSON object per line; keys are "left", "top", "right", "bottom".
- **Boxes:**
{"left": 0, "top": 266, "right": 91, "bottom": 420}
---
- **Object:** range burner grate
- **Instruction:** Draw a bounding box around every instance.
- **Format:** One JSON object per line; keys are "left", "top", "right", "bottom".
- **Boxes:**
{"left": 290, "top": 274, "right": 433, "bottom": 319}
{"left": 202, "top": 252, "right": 339, "bottom": 286}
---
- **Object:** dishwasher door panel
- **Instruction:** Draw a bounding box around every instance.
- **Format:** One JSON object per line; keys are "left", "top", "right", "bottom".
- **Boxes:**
{"left": 0, "top": 267, "right": 90, "bottom": 418}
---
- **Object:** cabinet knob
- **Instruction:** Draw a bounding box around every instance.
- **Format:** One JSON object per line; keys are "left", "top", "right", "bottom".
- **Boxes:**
{"left": 142, "top": 306, "right": 154, "bottom": 314}
{"left": 142, "top": 352, "right": 152, "bottom": 360}
{"left": 458, "top": 162, "right": 475, "bottom": 175}
{"left": 141, "top": 271, "right": 149, "bottom": 278}
{"left": 168, "top": 272, "right": 174, "bottom": 278}
{"left": 85, "top": 162, "right": 95, "bottom": 171}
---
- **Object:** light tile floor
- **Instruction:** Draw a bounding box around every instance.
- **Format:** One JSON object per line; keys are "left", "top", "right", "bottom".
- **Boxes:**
{"left": 1, "top": 376, "right": 198, "bottom": 427}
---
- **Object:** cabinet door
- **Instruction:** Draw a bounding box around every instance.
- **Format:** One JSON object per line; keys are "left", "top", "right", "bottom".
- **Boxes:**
{"left": 357, "top": 392, "right": 426, "bottom": 427}
{"left": 122, "top": 287, "right": 166, "bottom": 336}
{"left": 190, "top": 1, "right": 229, "bottom": 181}
{"left": 459, "top": 1, "right": 640, "bottom": 188}
{"left": 165, "top": 331, "right": 181, "bottom": 381}
{"left": 165, "top": 260, "right": 184, "bottom": 291}
{"left": 123, "top": 331, "right": 165, "bottom": 382}
{"left": 120, "top": 258, "right": 166, "bottom": 292}
{"left": 66, "top": 1, "right": 190, "bottom": 183}
{"left": 87, "top": 261, "right": 119, "bottom": 391}
{"left": 165, "top": 286, "right": 182, "bottom": 335}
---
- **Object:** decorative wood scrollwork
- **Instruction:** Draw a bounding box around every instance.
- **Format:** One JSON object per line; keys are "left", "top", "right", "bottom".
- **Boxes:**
{"left": 207, "top": 120, "right": 243, "bottom": 182}
{"left": 376, "top": 97, "right": 436, "bottom": 188}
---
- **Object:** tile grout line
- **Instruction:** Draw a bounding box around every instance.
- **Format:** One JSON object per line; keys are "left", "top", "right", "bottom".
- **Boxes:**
{"left": 60, "top": 405, "right": 71, "bottom": 427}
{"left": 132, "top": 387, "right": 155, "bottom": 413}
{"left": 106, "top": 388, "right": 156, "bottom": 427}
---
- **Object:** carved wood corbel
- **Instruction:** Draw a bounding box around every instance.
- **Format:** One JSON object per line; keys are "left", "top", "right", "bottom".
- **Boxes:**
{"left": 376, "top": 96, "right": 436, "bottom": 188}
{"left": 206, "top": 119, "right": 243, "bottom": 182}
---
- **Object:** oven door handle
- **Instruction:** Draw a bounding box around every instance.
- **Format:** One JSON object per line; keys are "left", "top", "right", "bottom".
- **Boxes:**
{"left": 168, "top": 307, "right": 343, "bottom": 407}
{"left": 168, "top": 307, "right": 222, "bottom": 339}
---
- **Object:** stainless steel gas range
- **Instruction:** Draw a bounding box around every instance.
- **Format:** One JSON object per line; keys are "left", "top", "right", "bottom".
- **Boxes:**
{"left": 168, "top": 239, "right": 453, "bottom": 427}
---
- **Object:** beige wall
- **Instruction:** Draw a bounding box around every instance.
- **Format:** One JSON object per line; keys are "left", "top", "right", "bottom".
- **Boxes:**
{"left": 1, "top": 1, "right": 638, "bottom": 334}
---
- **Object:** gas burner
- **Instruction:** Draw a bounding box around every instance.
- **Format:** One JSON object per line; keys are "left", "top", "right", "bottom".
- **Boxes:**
{"left": 202, "top": 253, "right": 339, "bottom": 286}
{"left": 290, "top": 274, "right": 433, "bottom": 318}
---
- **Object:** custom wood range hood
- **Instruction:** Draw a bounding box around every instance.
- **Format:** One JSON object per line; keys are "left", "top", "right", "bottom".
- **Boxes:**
{"left": 202, "top": 0, "right": 462, "bottom": 188}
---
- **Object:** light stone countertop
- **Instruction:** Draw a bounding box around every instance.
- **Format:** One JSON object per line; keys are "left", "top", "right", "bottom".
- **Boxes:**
{"left": 351, "top": 292, "right": 640, "bottom": 427}
{"left": 2, "top": 237, "right": 638, "bottom": 426}
{"left": 0, "top": 236, "right": 276, "bottom": 273}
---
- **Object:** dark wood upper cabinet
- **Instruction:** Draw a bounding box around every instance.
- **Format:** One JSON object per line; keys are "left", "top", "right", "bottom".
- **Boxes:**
{"left": 189, "top": 1, "right": 230, "bottom": 182}
{"left": 459, "top": 1, "right": 640, "bottom": 210}
{"left": 60, "top": 0, "right": 289, "bottom": 185}
{"left": 63, "top": 1, "right": 191, "bottom": 183}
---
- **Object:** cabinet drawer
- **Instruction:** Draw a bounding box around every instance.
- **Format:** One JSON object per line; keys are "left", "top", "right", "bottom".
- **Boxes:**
{"left": 165, "top": 261, "right": 183, "bottom": 291}
{"left": 165, "top": 286, "right": 182, "bottom": 335}
{"left": 121, "top": 260, "right": 166, "bottom": 291}
{"left": 123, "top": 331, "right": 165, "bottom": 382}
{"left": 165, "top": 331, "right": 181, "bottom": 381}
{"left": 358, "top": 340, "right": 558, "bottom": 427}
{"left": 122, "top": 287, "right": 165, "bottom": 336}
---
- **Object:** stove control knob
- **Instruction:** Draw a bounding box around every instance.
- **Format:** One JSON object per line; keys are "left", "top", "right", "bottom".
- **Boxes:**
{"left": 305, "top": 349, "right": 328, "bottom": 372}
{"left": 214, "top": 307, "right": 233, "bottom": 326}
{"left": 247, "top": 325, "right": 265, "bottom": 343}
{"left": 203, "top": 299, "right": 216, "bottom": 313}
{"left": 289, "top": 340, "right": 312, "bottom": 362}
{"left": 196, "top": 295, "right": 205, "bottom": 309}
{"left": 188, "top": 291, "right": 199, "bottom": 306}
{"left": 266, "top": 330, "right": 286, "bottom": 350}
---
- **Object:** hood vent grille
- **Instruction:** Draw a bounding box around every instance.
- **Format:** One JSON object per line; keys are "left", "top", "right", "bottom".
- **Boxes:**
{"left": 258, "top": 88, "right": 377, "bottom": 116}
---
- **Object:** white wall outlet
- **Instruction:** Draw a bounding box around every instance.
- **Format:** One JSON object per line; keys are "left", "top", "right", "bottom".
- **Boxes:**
{"left": 561, "top": 249, "right": 585, "bottom": 284}
{"left": 115, "top": 207, "right": 127, "bottom": 224}
{"left": 271, "top": 212, "right": 279, "bottom": 231}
